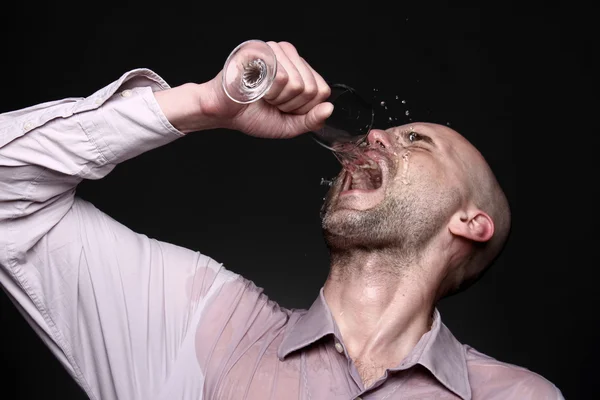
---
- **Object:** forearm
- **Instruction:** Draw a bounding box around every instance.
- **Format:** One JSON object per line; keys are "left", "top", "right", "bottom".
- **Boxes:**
{"left": 0, "top": 68, "right": 183, "bottom": 262}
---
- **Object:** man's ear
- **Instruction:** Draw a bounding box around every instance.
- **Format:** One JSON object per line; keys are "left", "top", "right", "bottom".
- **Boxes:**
{"left": 448, "top": 209, "right": 494, "bottom": 242}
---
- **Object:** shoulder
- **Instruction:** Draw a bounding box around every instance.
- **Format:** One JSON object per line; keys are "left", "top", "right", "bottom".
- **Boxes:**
{"left": 464, "top": 345, "right": 564, "bottom": 399}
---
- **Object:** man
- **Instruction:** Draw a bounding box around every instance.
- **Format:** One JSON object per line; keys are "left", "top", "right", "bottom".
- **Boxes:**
{"left": 0, "top": 41, "right": 562, "bottom": 399}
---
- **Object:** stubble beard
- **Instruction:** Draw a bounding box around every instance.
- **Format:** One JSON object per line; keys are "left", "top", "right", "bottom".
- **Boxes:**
{"left": 321, "top": 183, "right": 458, "bottom": 259}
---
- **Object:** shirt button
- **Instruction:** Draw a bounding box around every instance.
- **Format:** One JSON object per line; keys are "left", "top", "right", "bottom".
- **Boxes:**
{"left": 121, "top": 89, "right": 132, "bottom": 97}
{"left": 334, "top": 342, "right": 344, "bottom": 353}
{"left": 95, "top": 97, "right": 103, "bottom": 105}
{"left": 23, "top": 122, "right": 33, "bottom": 131}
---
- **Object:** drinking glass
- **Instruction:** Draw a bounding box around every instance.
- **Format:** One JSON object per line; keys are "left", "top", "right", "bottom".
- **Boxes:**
{"left": 222, "top": 39, "right": 277, "bottom": 104}
{"left": 222, "top": 40, "right": 375, "bottom": 162}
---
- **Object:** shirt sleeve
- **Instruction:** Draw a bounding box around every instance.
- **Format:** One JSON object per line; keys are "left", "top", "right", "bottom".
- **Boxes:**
{"left": 0, "top": 69, "right": 240, "bottom": 400}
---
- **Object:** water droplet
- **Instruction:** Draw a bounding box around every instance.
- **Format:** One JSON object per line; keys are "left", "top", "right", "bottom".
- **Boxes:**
{"left": 395, "top": 95, "right": 399, "bottom": 99}
{"left": 405, "top": 110, "right": 410, "bottom": 116}
{"left": 446, "top": 122, "right": 451, "bottom": 126}
{"left": 384, "top": 106, "right": 388, "bottom": 110}
{"left": 373, "top": 88, "right": 378, "bottom": 91}
{"left": 389, "top": 117, "right": 393, "bottom": 121}
{"left": 320, "top": 178, "right": 333, "bottom": 187}
{"left": 380, "top": 101, "right": 386, "bottom": 106}
{"left": 401, "top": 100, "right": 406, "bottom": 104}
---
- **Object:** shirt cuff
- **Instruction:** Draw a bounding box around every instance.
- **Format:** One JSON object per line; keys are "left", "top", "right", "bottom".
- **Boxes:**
{"left": 75, "top": 68, "right": 185, "bottom": 176}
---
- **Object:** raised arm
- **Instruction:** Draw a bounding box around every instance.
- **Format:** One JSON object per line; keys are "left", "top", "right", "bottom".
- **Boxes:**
{"left": 0, "top": 42, "right": 331, "bottom": 399}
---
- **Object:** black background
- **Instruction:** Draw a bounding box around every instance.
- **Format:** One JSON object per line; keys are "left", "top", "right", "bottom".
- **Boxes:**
{"left": 0, "top": 2, "right": 595, "bottom": 399}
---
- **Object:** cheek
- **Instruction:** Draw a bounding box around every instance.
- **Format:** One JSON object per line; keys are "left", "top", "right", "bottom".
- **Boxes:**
{"left": 386, "top": 159, "right": 453, "bottom": 203}
{"left": 414, "top": 157, "right": 450, "bottom": 183}
{"left": 389, "top": 155, "right": 437, "bottom": 185}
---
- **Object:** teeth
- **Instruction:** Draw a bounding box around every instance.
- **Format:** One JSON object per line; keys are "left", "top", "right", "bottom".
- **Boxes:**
{"left": 358, "top": 160, "right": 378, "bottom": 170}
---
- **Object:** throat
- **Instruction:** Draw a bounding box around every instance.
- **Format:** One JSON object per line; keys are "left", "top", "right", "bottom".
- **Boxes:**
{"left": 324, "top": 263, "right": 438, "bottom": 384}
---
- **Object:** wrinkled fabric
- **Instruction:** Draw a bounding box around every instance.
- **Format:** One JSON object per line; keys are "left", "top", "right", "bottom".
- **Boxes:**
{"left": 0, "top": 69, "right": 564, "bottom": 400}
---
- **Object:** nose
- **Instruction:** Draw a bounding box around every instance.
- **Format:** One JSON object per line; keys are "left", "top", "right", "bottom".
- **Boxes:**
{"left": 367, "top": 129, "right": 391, "bottom": 149}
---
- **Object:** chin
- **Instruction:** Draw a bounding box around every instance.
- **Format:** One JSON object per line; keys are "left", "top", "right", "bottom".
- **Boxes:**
{"left": 322, "top": 208, "right": 383, "bottom": 249}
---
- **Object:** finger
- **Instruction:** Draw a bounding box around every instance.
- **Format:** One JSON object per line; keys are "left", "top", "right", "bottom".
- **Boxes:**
{"left": 286, "top": 102, "right": 335, "bottom": 134}
{"left": 276, "top": 43, "right": 319, "bottom": 113}
{"left": 263, "top": 42, "right": 304, "bottom": 105}
{"left": 289, "top": 59, "right": 331, "bottom": 115}
{"left": 262, "top": 47, "right": 288, "bottom": 101}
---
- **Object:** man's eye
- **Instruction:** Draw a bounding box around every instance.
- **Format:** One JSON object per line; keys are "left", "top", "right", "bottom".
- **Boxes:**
{"left": 408, "top": 131, "right": 420, "bottom": 142}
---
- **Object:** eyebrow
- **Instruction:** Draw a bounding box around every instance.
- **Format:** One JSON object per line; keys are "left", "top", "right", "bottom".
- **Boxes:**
{"left": 418, "top": 132, "right": 437, "bottom": 147}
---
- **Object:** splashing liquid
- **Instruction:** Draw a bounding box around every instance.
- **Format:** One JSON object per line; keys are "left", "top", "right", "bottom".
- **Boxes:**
{"left": 320, "top": 177, "right": 335, "bottom": 187}
{"left": 318, "top": 141, "right": 374, "bottom": 189}
{"left": 401, "top": 151, "right": 411, "bottom": 184}
{"left": 330, "top": 142, "right": 374, "bottom": 174}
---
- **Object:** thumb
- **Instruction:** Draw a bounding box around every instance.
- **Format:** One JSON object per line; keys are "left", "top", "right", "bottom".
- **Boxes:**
{"left": 293, "top": 102, "right": 334, "bottom": 134}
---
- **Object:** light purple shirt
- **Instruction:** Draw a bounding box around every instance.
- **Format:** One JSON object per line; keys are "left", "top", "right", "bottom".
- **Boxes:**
{"left": 0, "top": 69, "right": 564, "bottom": 399}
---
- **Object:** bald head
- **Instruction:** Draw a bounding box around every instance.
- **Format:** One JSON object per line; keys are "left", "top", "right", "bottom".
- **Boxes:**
{"left": 393, "top": 123, "right": 511, "bottom": 296}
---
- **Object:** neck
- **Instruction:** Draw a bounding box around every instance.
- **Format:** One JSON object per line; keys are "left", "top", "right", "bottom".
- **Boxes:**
{"left": 324, "top": 249, "right": 440, "bottom": 370}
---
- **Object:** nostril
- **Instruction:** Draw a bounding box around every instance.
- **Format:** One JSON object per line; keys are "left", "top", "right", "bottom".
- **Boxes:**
{"left": 367, "top": 129, "right": 390, "bottom": 149}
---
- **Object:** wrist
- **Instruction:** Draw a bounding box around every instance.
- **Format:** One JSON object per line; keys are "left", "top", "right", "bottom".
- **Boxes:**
{"left": 154, "top": 82, "right": 221, "bottom": 134}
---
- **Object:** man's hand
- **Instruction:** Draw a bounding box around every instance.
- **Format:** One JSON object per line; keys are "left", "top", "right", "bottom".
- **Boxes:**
{"left": 155, "top": 41, "right": 333, "bottom": 137}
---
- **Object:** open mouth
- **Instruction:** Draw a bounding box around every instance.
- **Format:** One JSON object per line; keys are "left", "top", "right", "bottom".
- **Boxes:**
{"left": 342, "top": 155, "right": 383, "bottom": 192}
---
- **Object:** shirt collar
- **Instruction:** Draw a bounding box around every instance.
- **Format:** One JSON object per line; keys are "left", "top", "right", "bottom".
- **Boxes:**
{"left": 278, "top": 288, "right": 471, "bottom": 400}
{"left": 278, "top": 288, "right": 338, "bottom": 359}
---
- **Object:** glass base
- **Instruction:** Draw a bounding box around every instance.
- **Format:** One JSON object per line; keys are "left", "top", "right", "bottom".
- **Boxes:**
{"left": 222, "top": 40, "right": 277, "bottom": 104}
